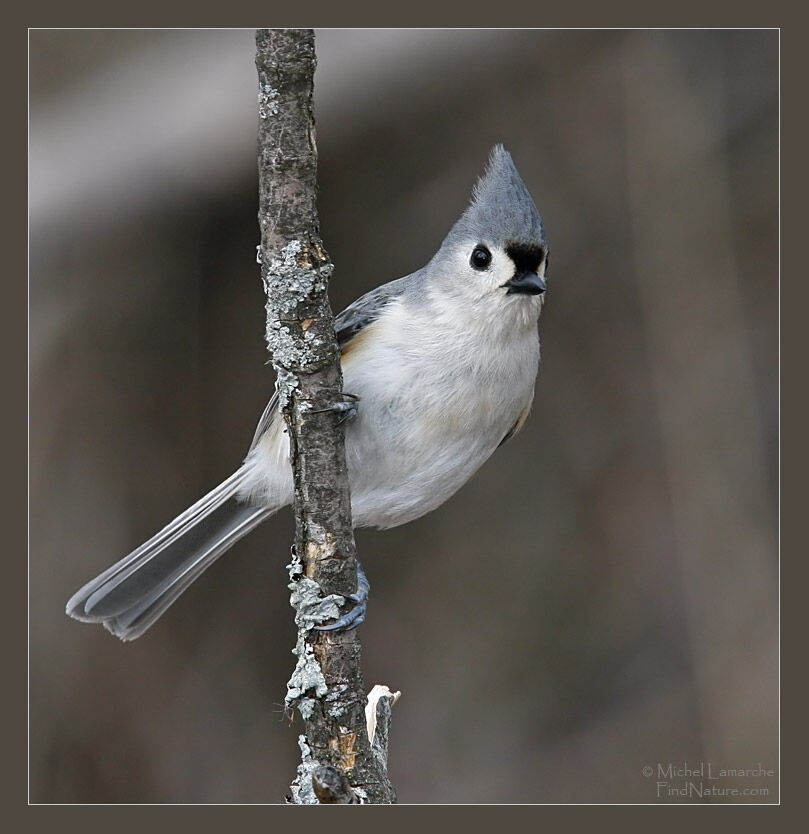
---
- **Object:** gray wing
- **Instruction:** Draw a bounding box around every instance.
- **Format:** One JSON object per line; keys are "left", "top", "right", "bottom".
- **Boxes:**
{"left": 248, "top": 273, "right": 417, "bottom": 452}
{"left": 333, "top": 272, "right": 416, "bottom": 347}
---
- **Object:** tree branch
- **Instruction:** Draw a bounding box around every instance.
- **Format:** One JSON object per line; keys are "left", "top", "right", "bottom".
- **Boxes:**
{"left": 254, "top": 28, "right": 396, "bottom": 805}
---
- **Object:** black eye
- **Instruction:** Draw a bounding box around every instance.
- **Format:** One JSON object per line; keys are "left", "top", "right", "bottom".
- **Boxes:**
{"left": 470, "top": 246, "right": 492, "bottom": 270}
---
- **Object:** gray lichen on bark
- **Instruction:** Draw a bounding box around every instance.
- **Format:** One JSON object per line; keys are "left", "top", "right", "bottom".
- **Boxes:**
{"left": 255, "top": 28, "right": 396, "bottom": 804}
{"left": 286, "top": 559, "right": 343, "bottom": 631}
{"left": 289, "top": 736, "right": 320, "bottom": 805}
{"left": 261, "top": 239, "right": 332, "bottom": 409}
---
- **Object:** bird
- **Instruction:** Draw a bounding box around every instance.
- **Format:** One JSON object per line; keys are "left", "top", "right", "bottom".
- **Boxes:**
{"left": 66, "top": 145, "right": 550, "bottom": 641}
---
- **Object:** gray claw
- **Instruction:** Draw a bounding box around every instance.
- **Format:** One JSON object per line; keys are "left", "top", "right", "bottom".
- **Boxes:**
{"left": 315, "top": 562, "right": 369, "bottom": 632}
{"left": 312, "top": 393, "right": 360, "bottom": 425}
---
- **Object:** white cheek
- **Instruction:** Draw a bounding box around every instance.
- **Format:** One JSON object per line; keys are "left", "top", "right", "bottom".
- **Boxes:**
{"left": 452, "top": 243, "right": 513, "bottom": 296}
{"left": 486, "top": 248, "right": 514, "bottom": 291}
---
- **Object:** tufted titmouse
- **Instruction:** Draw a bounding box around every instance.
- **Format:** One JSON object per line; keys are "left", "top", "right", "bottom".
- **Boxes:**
{"left": 66, "top": 145, "right": 549, "bottom": 640}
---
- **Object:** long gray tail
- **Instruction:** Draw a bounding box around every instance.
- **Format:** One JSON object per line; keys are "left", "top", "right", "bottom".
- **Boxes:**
{"left": 66, "top": 470, "right": 273, "bottom": 641}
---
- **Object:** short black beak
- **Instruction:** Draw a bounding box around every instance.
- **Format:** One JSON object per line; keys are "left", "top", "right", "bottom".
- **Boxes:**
{"left": 503, "top": 271, "right": 546, "bottom": 295}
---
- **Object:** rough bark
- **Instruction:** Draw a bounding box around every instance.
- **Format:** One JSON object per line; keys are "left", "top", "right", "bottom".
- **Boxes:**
{"left": 254, "top": 28, "right": 396, "bottom": 805}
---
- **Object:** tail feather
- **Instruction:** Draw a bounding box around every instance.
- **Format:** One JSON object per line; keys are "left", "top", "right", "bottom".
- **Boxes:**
{"left": 66, "top": 470, "right": 274, "bottom": 641}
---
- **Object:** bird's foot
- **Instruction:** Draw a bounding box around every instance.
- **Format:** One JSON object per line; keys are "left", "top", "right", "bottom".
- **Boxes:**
{"left": 311, "top": 392, "right": 359, "bottom": 426}
{"left": 314, "top": 560, "right": 369, "bottom": 631}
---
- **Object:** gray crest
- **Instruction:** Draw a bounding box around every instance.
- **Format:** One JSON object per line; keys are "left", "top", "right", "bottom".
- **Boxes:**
{"left": 439, "top": 145, "right": 546, "bottom": 253}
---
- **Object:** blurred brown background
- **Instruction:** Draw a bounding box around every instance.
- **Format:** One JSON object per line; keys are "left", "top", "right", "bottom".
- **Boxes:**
{"left": 29, "top": 29, "right": 778, "bottom": 803}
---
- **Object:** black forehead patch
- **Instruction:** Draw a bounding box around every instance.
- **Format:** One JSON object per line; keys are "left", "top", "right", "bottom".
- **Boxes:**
{"left": 506, "top": 242, "right": 546, "bottom": 274}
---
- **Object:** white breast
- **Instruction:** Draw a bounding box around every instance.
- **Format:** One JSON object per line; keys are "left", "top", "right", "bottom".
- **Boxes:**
{"left": 239, "top": 292, "right": 540, "bottom": 530}
{"left": 341, "top": 295, "right": 540, "bottom": 529}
